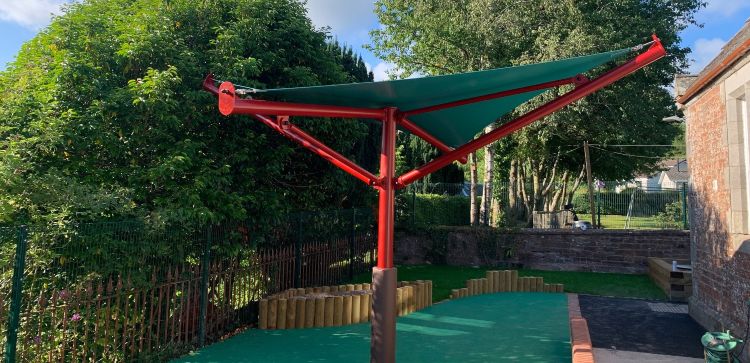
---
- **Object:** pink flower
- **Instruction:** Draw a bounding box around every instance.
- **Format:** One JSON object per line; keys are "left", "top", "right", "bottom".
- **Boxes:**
{"left": 33, "top": 336, "right": 41, "bottom": 345}
{"left": 58, "top": 290, "right": 69, "bottom": 300}
{"left": 70, "top": 313, "right": 82, "bottom": 322}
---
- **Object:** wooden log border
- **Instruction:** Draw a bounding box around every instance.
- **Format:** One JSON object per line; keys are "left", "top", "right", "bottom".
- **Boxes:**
{"left": 258, "top": 280, "right": 433, "bottom": 330}
{"left": 449, "top": 270, "right": 564, "bottom": 299}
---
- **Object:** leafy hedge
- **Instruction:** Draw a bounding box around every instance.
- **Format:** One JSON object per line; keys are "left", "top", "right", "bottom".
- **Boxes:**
{"left": 397, "top": 194, "right": 472, "bottom": 227}
{"left": 0, "top": 0, "right": 376, "bottom": 228}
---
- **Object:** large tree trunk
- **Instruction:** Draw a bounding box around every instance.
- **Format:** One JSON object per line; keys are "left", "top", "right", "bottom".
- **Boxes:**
{"left": 547, "top": 170, "right": 569, "bottom": 211}
{"left": 508, "top": 159, "right": 518, "bottom": 222}
{"left": 491, "top": 195, "right": 501, "bottom": 227}
{"left": 566, "top": 165, "right": 586, "bottom": 205}
{"left": 469, "top": 152, "right": 479, "bottom": 225}
{"left": 506, "top": 154, "right": 584, "bottom": 220}
{"left": 536, "top": 150, "right": 560, "bottom": 212}
{"left": 531, "top": 158, "right": 542, "bottom": 211}
{"left": 479, "top": 125, "right": 496, "bottom": 226}
{"left": 519, "top": 162, "right": 532, "bottom": 225}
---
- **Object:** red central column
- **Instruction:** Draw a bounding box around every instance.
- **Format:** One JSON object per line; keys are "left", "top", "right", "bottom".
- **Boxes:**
{"left": 371, "top": 107, "right": 397, "bottom": 363}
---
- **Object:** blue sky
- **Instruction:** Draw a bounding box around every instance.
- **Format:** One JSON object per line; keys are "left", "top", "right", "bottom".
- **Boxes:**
{"left": 1, "top": 0, "right": 749, "bottom": 80}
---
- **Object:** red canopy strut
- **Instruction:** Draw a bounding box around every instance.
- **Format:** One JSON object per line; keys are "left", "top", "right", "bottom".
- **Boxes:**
{"left": 203, "top": 35, "right": 666, "bottom": 363}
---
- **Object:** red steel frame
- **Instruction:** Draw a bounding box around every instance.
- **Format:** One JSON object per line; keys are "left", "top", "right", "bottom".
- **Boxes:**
{"left": 204, "top": 35, "right": 666, "bottom": 363}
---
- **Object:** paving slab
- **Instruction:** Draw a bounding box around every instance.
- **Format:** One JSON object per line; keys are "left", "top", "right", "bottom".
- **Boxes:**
{"left": 593, "top": 348, "right": 704, "bottom": 362}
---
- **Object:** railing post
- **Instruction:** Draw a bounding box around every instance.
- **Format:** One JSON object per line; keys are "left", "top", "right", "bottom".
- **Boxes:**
{"left": 596, "top": 188, "right": 601, "bottom": 229}
{"left": 682, "top": 183, "right": 688, "bottom": 230}
{"left": 349, "top": 209, "right": 356, "bottom": 281}
{"left": 294, "top": 214, "right": 302, "bottom": 288}
{"left": 411, "top": 187, "right": 417, "bottom": 227}
{"left": 198, "top": 226, "right": 211, "bottom": 348}
{"left": 5, "top": 226, "right": 28, "bottom": 363}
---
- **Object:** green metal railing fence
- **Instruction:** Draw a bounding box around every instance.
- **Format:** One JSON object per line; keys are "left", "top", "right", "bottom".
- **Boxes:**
{"left": 586, "top": 183, "right": 689, "bottom": 230}
{"left": 397, "top": 181, "right": 689, "bottom": 230}
{"left": 1, "top": 209, "right": 376, "bottom": 362}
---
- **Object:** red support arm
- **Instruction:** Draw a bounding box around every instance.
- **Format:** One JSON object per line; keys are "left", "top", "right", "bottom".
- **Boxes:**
{"left": 402, "top": 76, "right": 582, "bottom": 116}
{"left": 203, "top": 74, "right": 220, "bottom": 95}
{"left": 396, "top": 36, "right": 667, "bottom": 187}
{"left": 213, "top": 80, "right": 385, "bottom": 120}
{"left": 397, "top": 116, "right": 468, "bottom": 164}
{"left": 227, "top": 98, "right": 386, "bottom": 120}
{"left": 206, "top": 80, "right": 379, "bottom": 185}
{"left": 396, "top": 75, "right": 583, "bottom": 165}
{"left": 204, "top": 75, "right": 385, "bottom": 119}
{"left": 243, "top": 112, "right": 379, "bottom": 185}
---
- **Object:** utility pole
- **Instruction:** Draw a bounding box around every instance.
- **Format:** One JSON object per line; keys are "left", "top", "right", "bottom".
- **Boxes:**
{"left": 584, "top": 141, "right": 596, "bottom": 227}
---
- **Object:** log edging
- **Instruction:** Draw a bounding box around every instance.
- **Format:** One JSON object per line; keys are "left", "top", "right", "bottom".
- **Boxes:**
{"left": 258, "top": 280, "right": 432, "bottom": 330}
{"left": 449, "top": 270, "right": 564, "bottom": 299}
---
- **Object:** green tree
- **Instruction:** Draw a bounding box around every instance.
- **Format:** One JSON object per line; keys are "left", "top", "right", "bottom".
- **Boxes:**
{"left": 370, "top": 0, "right": 702, "bottom": 224}
{"left": 0, "top": 0, "right": 375, "bottom": 228}
{"left": 0, "top": 3, "right": 378, "bottom": 359}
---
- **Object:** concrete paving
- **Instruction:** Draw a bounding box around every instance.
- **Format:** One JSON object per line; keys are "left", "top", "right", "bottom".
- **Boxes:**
{"left": 593, "top": 348, "right": 704, "bottom": 363}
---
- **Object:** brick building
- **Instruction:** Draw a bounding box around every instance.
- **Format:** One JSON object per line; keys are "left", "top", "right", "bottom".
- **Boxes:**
{"left": 678, "top": 20, "right": 750, "bottom": 359}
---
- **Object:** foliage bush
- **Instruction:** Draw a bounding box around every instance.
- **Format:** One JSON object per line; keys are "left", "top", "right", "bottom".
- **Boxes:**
{"left": 655, "top": 201, "right": 684, "bottom": 229}
{"left": 0, "top": 0, "right": 376, "bottom": 230}
{"left": 0, "top": 1, "right": 380, "bottom": 360}
{"left": 397, "top": 194, "right": 472, "bottom": 227}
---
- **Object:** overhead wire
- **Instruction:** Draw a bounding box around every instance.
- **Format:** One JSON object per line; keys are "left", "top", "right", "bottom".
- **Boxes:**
{"left": 589, "top": 145, "right": 685, "bottom": 159}
{"left": 587, "top": 144, "right": 684, "bottom": 147}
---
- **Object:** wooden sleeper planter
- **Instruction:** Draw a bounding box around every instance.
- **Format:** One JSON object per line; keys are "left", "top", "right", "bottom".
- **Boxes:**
{"left": 258, "top": 280, "right": 432, "bottom": 330}
{"left": 647, "top": 257, "right": 692, "bottom": 302}
{"left": 450, "top": 270, "right": 564, "bottom": 299}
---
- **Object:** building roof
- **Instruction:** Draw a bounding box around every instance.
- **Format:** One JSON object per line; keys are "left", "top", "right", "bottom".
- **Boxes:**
{"left": 663, "top": 159, "right": 689, "bottom": 182}
{"left": 678, "top": 18, "right": 750, "bottom": 104}
{"left": 635, "top": 159, "right": 689, "bottom": 180}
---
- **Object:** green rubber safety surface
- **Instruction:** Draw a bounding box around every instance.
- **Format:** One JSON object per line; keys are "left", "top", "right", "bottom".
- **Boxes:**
{"left": 173, "top": 293, "right": 571, "bottom": 363}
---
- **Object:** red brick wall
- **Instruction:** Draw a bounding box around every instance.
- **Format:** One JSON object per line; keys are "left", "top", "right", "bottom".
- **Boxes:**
{"left": 395, "top": 227, "right": 690, "bottom": 274}
{"left": 685, "top": 82, "right": 750, "bottom": 354}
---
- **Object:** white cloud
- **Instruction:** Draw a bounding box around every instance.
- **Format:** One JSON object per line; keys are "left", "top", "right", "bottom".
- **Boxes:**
{"left": 372, "top": 61, "right": 394, "bottom": 81}
{"left": 689, "top": 37, "right": 726, "bottom": 73}
{"left": 0, "top": 0, "right": 68, "bottom": 30}
{"left": 703, "top": 0, "right": 750, "bottom": 17}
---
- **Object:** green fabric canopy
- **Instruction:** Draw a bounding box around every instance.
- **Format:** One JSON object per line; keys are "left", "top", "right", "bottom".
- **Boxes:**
{"left": 255, "top": 47, "right": 633, "bottom": 147}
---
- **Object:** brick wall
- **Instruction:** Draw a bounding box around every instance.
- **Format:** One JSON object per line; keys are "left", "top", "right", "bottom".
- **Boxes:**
{"left": 395, "top": 227, "right": 690, "bottom": 274}
{"left": 685, "top": 78, "right": 750, "bottom": 352}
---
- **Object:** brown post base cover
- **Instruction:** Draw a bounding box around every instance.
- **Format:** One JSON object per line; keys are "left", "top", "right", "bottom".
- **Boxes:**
{"left": 371, "top": 267, "right": 397, "bottom": 363}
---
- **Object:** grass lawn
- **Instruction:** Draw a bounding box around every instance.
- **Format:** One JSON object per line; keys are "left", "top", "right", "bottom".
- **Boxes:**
{"left": 353, "top": 265, "right": 666, "bottom": 302}
{"left": 596, "top": 214, "right": 680, "bottom": 229}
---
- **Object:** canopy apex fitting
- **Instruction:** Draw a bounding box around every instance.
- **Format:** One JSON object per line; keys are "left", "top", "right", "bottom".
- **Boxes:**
{"left": 631, "top": 34, "right": 661, "bottom": 52}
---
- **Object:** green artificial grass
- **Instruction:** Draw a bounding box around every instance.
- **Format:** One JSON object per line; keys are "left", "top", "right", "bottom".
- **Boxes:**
{"left": 353, "top": 265, "right": 666, "bottom": 301}
{"left": 516, "top": 269, "right": 666, "bottom": 300}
